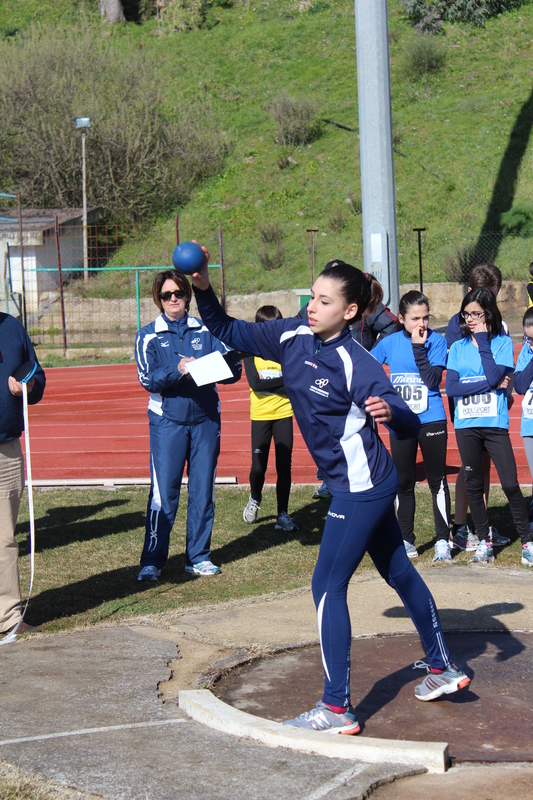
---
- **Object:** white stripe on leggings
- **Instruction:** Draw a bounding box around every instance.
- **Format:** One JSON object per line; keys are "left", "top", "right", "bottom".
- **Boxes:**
{"left": 317, "top": 592, "right": 331, "bottom": 682}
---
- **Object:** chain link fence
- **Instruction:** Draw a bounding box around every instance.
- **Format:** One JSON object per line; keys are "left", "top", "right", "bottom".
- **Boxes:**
{"left": 2, "top": 218, "right": 531, "bottom": 350}
{"left": 398, "top": 229, "right": 532, "bottom": 284}
{"left": 1, "top": 219, "right": 225, "bottom": 350}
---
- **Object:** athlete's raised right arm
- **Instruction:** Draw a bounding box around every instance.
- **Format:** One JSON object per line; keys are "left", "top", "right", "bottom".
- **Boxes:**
{"left": 191, "top": 245, "right": 281, "bottom": 361}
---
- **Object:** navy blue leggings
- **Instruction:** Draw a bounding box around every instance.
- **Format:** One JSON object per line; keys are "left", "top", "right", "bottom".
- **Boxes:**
{"left": 311, "top": 469, "right": 449, "bottom": 707}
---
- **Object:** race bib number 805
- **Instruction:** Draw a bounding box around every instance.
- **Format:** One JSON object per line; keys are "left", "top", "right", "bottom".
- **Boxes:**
{"left": 394, "top": 383, "right": 429, "bottom": 414}
{"left": 457, "top": 391, "right": 497, "bottom": 420}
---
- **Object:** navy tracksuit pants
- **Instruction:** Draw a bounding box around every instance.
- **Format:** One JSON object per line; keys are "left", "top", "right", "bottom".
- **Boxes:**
{"left": 141, "top": 411, "right": 220, "bottom": 570}
{"left": 312, "top": 468, "right": 449, "bottom": 708}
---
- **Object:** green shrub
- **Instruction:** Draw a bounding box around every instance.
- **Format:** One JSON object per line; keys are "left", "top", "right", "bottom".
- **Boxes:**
{"left": 328, "top": 210, "right": 347, "bottom": 233}
{"left": 269, "top": 93, "right": 323, "bottom": 149}
{"left": 308, "top": 0, "right": 331, "bottom": 14}
{"left": 0, "top": 25, "right": 229, "bottom": 223}
{"left": 403, "top": 34, "right": 446, "bottom": 77}
{"left": 258, "top": 245, "right": 285, "bottom": 271}
{"left": 400, "top": 0, "right": 526, "bottom": 28}
{"left": 258, "top": 220, "right": 283, "bottom": 245}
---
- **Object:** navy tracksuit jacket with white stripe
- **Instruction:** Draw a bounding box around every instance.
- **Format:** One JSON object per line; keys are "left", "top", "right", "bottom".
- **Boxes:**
{"left": 135, "top": 313, "right": 241, "bottom": 569}
{"left": 194, "top": 286, "right": 451, "bottom": 706}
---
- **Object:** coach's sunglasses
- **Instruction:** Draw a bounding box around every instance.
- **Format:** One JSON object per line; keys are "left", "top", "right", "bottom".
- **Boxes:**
{"left": 159, "top": 290, "right": 188, "bottom": 301}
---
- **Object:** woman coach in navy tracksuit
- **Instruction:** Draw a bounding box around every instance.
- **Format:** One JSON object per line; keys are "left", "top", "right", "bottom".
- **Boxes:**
{"left": 190, "top": 246, "right": 470, "bottom": 733}
{"left": 135, "top": 269, "right": 241, "bottom": 580}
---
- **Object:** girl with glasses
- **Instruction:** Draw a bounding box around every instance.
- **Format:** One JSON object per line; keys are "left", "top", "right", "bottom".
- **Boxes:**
{"left": 510, "top": 307, "right": 533, "bottom": 566}
{"left": 446, "top": 287, "right": 530, "bottom": 565}
{"left": 373, "top": 291, "right": 451, "bottom": 563}
{"left": 190, "top": 246, "right": 470, "bottom": 733}
{"left": 135, "top": 269, "right": 242, "bottom": 581}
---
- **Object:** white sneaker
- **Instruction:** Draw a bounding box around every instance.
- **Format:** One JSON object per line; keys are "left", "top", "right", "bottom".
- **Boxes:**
{"left": 521, "top": 541, "right": 533, "bottom": 567}
{"left": 433, "top": 539, "right": 451, "bottom": 563}
{"left": 185, "top": 560, "right": 221, "bottom": 576}
{"left": 404, "top": 540, "right": 418, "bottom": 558}
{"left": 470, "top": 539, "right": 494, "bottom": 564}
{"left": 243, "top": 496, "right": 260, "bottom": 524}
{"left": 414, "top": 661, "right": 471, "bottom": 701}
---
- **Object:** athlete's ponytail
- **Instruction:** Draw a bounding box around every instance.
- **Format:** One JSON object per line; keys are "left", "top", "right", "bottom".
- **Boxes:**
{"left": 320, "top": 261, "right": 383, "bottom": 322}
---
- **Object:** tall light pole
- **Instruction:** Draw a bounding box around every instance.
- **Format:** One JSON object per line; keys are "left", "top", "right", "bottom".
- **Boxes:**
{"left": 76, "top": 117, "right": 90, "bottom": 281}
{"left": 354, "top": 0, "right": 400, "bottom": 312}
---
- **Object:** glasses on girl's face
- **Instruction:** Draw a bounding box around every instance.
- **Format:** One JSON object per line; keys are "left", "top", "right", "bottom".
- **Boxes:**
{"left": 460, "top": 310, "right": 485, "bottom": 321}
{"left": 160, "top": 290, "right": 187, "bottom": 301}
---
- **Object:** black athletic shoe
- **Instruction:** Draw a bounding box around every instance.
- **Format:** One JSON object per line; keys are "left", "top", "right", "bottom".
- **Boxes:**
{"left": 488, "top": 526, "right": 510, "bottom": 547}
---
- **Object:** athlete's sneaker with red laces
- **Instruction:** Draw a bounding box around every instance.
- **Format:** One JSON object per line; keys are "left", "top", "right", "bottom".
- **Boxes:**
{"left": 414, "top": 662, "right": 471, "bottom": 701}
{"left": 522, "top": 542, "right": 533, "bottom": 567}
{"left": 283, "top": 701, "right": 360, "bottom": 734}
{"left": 450, "top": 524, "right": 479, "bottom": 552}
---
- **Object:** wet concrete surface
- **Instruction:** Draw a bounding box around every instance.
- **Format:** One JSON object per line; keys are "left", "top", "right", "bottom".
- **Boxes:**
{"left": 215, "top": 631, "right": 533, "bottom": 764}
{"left": 1, "top": 627, "right": 415, "bottom": 800}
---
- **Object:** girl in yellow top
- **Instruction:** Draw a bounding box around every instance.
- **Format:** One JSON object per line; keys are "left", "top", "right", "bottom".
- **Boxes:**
{"left": 243, "top": 306, "right": 297, "bottom": 532}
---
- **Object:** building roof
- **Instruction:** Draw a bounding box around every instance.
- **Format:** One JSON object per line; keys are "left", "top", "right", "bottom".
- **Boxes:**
{"left": 0, "top": 207, "right": 101, "bottom": 233}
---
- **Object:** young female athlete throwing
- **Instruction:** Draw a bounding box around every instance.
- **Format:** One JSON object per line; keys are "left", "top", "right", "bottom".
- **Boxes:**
{"left": 191, "top": 249, "right": 470, "bottom": 733}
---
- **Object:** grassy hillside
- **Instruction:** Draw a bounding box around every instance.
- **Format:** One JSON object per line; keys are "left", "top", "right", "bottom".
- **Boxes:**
{"left": 4, "top": 0, "right": 533, "bottom": 293}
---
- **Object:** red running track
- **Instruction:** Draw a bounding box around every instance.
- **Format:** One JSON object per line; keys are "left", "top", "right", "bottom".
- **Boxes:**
{"left": 22, "top": 360, "right": 532, "bottom": 486}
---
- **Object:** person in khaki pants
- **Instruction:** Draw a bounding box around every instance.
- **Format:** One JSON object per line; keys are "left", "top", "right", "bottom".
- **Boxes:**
{"left": 0, "top": 312, "right": 45, "bottom": 637}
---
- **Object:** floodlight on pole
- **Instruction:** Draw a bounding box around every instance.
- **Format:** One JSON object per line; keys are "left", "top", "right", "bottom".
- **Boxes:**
{"left": 76, "top": 117, "right": 90, "bottom": 281}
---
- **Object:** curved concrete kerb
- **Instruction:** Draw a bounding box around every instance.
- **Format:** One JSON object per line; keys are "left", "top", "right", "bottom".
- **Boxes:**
{"left": 179, "top": 689, "right": 449, "bottom": 774}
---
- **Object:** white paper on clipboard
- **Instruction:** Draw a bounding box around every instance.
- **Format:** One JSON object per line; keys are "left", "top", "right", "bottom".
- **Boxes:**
{"left": 183, "top": 350, "right": 233, "bottom": 386}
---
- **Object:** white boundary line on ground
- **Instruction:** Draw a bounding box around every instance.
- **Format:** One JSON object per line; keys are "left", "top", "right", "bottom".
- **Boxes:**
{"left": 179, "top": 689, "right": 448, "bottom": 774}
{"left": 306, "top": 765, "right": 368, "bottom": 800}
{"left": 31, "top": 477, "right": 237, "bottom": 487}
{"left": 0, "top": 718, "right": 186, "bottom": 747}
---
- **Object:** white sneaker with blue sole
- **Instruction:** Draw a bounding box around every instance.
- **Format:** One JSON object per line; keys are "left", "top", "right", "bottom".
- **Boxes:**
{"left": 185, "top": 560, "right": 221, "bottom": 576}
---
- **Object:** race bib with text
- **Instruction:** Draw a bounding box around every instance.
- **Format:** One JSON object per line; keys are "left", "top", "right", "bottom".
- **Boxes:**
{"left": 392, "top": 373, "right": 429, "bottom": 415}
{"left": 457, "top": 391, "right": 497, "bottom": 420}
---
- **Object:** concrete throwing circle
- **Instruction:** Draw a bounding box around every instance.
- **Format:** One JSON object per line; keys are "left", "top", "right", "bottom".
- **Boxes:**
{"left": 214, "top": 632, "right": 533, "bottom": 763}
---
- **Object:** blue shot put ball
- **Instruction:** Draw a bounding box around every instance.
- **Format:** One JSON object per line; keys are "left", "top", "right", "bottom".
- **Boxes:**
{"left": 171, "top": 241, "right": 205, "bottom": 275}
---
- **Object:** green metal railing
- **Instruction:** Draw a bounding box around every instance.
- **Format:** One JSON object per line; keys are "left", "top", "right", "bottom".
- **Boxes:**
{"left": 32, "top": 264, "right": 221, "bottom": 332}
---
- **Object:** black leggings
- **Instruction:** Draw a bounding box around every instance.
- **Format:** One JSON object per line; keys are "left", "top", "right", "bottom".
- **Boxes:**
{"left": 455, "top": 427, "right": 530, "bottom": 545}
{"left": 250, "top": 417, "right": 293, "bottom": 514}
{"left": 390, "top": 420, "right": 451, "bottom": 543}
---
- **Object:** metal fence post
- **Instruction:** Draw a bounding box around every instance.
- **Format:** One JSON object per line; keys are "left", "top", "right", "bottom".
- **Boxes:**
{"left": 218, "top": 228, "right": 226, "bottom": 310}
{"left": 413, "top": 227, "right": 426, "bottom": 293}
{"left": 135, "top": 270, "right": 141, "bottom": 331}
{"left": 54, "top": 215, "right": 68, "bottom": 356}
{"left": 307, "top": 228, "right": 319, "bottom": 284}
{"left": 3, "top": 251, "right": 9, "bottom": 315}
{"left": 17, "top": 194, "right": 27, "bottom": 329}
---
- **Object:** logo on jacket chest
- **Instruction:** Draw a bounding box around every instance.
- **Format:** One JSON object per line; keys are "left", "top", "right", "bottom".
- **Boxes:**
{"left": 310, "top": 377, "right": 330, "bottom": 398}
{"left": 191, "top": 337, "right": 203, "bottom": 351}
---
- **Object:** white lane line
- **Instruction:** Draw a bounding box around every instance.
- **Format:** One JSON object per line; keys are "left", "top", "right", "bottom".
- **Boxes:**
{"left": 0, "top": 718, "right": 186, "bottom": 746}
{"left": 306, "top": 764, "right": 367, "bottom": 800}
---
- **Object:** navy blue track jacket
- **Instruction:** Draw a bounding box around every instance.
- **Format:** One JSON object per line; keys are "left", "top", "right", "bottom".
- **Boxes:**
{"left": 135, "top": 313, "right": 241, "bottom": 424}
{"left": 194, "top": 287, "right": 420, "bottom": 494}
{"left": 0, "top": 313, "right": 46, "bottom": 443}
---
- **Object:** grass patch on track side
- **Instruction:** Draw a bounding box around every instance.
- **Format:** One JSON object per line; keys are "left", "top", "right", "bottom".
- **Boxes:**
{"left": 14, "top": 484, "right": 531, "bottom": 634}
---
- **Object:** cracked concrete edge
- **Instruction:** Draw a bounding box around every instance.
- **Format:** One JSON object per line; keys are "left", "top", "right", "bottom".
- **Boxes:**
{"left": 319, "top": 763, "right": 428, "bottom": 800}
{"left": 178, "top": 690, "right": 449, "bottom": 774}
